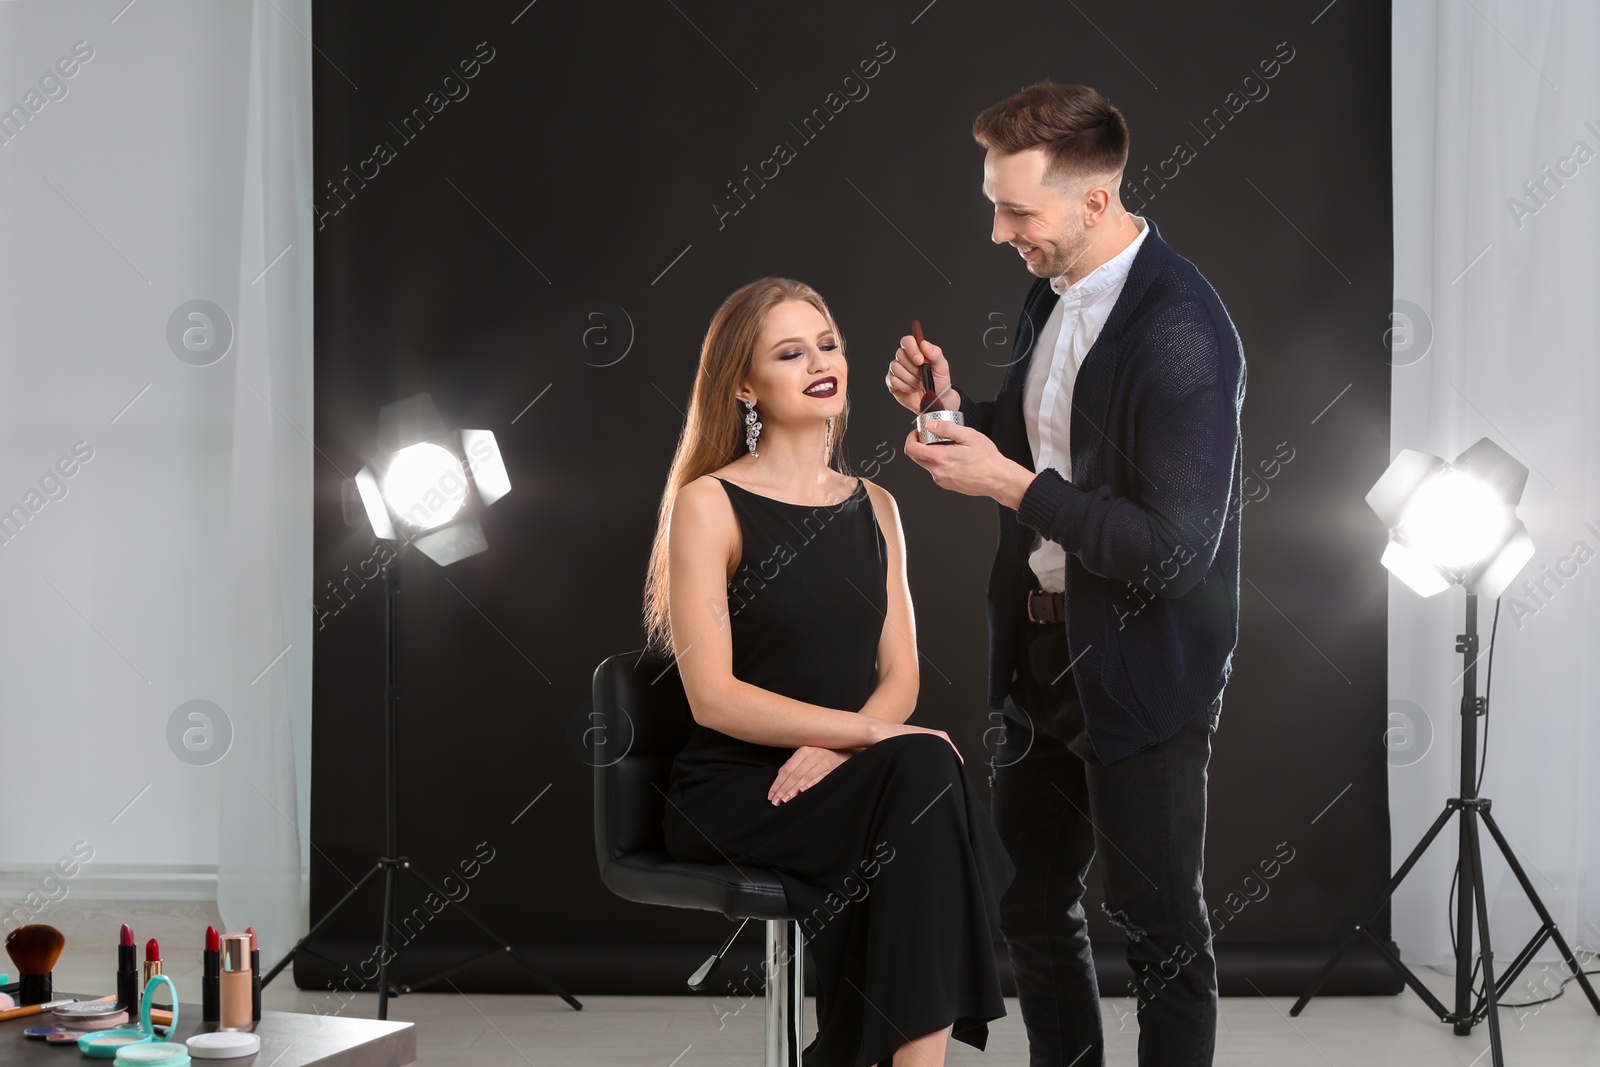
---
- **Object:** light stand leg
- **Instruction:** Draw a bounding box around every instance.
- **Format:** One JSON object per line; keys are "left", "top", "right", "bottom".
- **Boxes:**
{"left": 262, "top": 861, "right": 383, "bottom": 986}
{"left": 399, "top": 864, "right": 583, "bottom": 1011}
{"left": 1480, "top": 810, "right": 1600, "bottom": 1014}
{"left": 1465, "top": 807, "right": 1504, "bottom": 1065}
{"left": 1290, "top": 801, "right": 1456, "bottom": 1017}
{"left": 261, "top": 550, "right": 581, "bottom": 1017}
{"left": 1293, "top": 591, "right": 1593, "bottom": 1052}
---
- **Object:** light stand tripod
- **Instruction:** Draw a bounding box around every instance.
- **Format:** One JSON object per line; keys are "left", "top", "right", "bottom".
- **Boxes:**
{"left": 1291, "top": 592, "right": 1598, "bottom": 1065}
{"left": 263, "top": 550, "right": 582, "bottom": 1020}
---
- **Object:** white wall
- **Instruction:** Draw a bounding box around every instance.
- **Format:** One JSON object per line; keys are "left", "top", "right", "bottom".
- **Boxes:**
{"left": 0, "top": 0, "right": 312, "bottom": 959}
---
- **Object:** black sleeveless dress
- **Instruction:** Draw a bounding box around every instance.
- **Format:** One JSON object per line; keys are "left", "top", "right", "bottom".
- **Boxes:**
{"left": 663, "top": 474, "right": 1016, "bottom": 1067}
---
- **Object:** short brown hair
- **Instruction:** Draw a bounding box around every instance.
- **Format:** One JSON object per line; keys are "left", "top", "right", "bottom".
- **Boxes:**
{"left": 972, "top": 81, "right": 1129, "bottom": 192}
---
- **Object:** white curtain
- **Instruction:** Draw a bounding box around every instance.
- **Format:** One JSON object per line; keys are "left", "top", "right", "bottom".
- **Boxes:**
{"left": 0, "top": 1, "right": 313, "bottom": 960}
{"left": 1390, "top": 0, "right": 1599, "bottom": 970}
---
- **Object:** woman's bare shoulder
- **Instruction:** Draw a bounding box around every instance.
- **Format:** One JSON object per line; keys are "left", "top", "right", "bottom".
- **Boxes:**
{"left": 675, "top": 473, "right": 734, "bottom": 514}
{"left": 858, "top": 476, "right": 898, "bottom": 512}
{"left": 858, "top": 477, "right": 904, "bottom": 542}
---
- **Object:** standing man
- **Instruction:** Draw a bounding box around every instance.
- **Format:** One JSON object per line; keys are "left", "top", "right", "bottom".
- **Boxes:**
{"left": 886, "top": 82, "right": 1245, "bottom": 1066}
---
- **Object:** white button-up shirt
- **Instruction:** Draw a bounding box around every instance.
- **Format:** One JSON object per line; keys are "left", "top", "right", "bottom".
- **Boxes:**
{"left": 1023, "top": 213, "right": 1149, "bottom": 593}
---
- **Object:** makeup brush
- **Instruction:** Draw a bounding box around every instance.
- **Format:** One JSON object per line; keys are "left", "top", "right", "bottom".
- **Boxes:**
{"left": 912, "top": 319, "right": 942, "bottom": 413}
{"left": 0, "top": 995, "right": 101, "bottom": 1022}
{"left": 4, "top": 924, "right": 65, "bottom": 1005}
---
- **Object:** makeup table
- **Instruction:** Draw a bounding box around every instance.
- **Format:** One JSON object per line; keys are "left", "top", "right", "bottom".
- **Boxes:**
{"left": 4, "top": 994, "right": 416, "bottom": 1066}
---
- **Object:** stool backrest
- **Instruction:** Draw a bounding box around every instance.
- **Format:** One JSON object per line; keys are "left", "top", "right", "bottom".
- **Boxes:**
{"left": 591, "top": 649, "right": 695, "bottom": 873}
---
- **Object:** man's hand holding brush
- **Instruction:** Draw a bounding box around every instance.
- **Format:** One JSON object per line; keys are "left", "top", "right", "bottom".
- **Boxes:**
{"left": 887, "top": 320, "right": 1038, "bottom": 508}
{"left": 886, "top": 319, "right": 957, "bottom": 416}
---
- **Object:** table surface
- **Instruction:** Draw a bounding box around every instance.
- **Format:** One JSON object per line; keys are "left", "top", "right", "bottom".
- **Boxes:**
{"left": 3, "top": 994, "right": 416, "bottom": 1066}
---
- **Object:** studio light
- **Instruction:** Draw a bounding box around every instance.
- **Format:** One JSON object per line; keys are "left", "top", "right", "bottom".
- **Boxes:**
{"left": 350, "top": 393, "right": 512, "bottom": 566}
{"left": 1366, "top": 437, "right": 1534, "bottom": 599}
{"left": 1295, "top": 436, "right": 1600, "bottom": 1066}
{"left": 268, "top": 393, "right": 580, "bottom": 1020}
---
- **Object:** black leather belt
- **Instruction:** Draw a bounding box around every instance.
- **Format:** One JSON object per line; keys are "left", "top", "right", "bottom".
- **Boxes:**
{"left": 1026, "top": 588, "right": 1065, "bottom": 624}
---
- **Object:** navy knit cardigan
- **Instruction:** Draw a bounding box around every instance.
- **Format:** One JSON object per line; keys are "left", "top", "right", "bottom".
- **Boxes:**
{"left": 952, "top": 216, "right": 1247, "bottom": 763}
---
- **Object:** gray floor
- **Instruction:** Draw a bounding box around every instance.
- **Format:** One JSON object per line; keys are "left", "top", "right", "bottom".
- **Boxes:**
{"left": 20, "top": 899, "right": 1600, "bottom": 1065}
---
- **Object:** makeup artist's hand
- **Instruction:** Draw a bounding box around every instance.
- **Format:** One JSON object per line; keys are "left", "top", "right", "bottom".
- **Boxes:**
{"left": 886, "top": 332, "right": 957, "bottom": 414}
{"left": 769, "top": 746, "right": 851, "bottom": 805}
{"left": 905, "top": 421, "right": 1037, "bottom": 509}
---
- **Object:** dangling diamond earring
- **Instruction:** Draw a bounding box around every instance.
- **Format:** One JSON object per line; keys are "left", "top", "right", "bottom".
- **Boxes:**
{"left": 743, "top": 399, "right": 762, "bottom": 457}
{"left": 824, "top": 416, "right": 834, "bottom": 460}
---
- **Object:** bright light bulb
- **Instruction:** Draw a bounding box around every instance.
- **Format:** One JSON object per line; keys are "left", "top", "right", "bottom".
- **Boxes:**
{"left": 382, "top": 443, "right": 468, "bottom": 530}
{"left": 1396, "top": 467, "right": 1509, "bottom": 571}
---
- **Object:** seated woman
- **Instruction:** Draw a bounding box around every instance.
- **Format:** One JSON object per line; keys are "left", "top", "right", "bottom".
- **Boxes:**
{"left": 642, "top": 277, "right": 1017, "bottom": 1067}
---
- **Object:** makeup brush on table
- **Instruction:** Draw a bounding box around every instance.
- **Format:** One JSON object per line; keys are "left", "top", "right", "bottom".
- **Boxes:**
{"left": 4, "top": 923, "right": 65, "bottom": 1006}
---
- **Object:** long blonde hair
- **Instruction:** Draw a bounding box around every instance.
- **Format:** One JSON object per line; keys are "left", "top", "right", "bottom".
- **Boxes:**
{"left": 642, "top": 278, "right": 852, "bottom": 655}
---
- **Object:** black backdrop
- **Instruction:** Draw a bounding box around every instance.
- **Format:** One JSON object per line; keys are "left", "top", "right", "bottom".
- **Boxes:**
{"left": 304, "top": 0, "right": 1401, "bottom": 999}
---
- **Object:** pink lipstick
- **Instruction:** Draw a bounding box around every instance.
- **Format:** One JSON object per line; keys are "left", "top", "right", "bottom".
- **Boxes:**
{"left": 116, "top": 925, "right": 137, "bottom": 1014}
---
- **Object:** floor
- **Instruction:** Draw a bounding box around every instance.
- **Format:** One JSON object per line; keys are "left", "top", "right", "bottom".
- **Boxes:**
{"left": 16, "top": 899, "right": 1599, "bottom": 1065}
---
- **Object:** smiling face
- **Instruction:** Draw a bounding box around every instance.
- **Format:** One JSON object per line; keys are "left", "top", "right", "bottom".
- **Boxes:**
{"left": 736, "top": 299, "right": 846, "bottom": 425}
{"left": 982, "top": 147, "right": 1102, "bottom": 281}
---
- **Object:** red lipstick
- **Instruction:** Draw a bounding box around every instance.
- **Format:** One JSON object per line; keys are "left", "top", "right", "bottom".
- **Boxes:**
{"left": 202, "top": 926, "right": 221, "bottom": 1023}
{"left": 142, "top": 938, "right": 164, "bottom": 1010}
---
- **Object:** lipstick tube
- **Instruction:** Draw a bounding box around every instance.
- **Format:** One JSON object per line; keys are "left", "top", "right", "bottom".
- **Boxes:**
{"left": 142, "top": 939, "right": 164, "bottom": 1011}
{"left": 219, "top": 933, "right": 253, "bottom": 1032}
{"left": 116, "top": 925, "right": 137, "bottom": 1014}
{"left": 202, "top": 926, "right": 221, "bottom": 1023}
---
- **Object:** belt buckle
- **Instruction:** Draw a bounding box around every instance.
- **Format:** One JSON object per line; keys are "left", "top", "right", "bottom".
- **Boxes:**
{"left": 1027, "top": 589, "right": 1047, "bottom": 624}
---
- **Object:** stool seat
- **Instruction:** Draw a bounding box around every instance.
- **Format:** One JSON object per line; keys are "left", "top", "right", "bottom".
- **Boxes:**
{"left": 600, "top": 849, "right": 793, "bottom": 920}
{"left": 592, "top": 649, "right": 806, "bottom": 1066}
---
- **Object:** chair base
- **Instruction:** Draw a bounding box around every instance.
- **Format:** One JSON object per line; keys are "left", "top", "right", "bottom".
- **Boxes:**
{"left": 765, "top": 920, "right": 804, "bottom": 1067}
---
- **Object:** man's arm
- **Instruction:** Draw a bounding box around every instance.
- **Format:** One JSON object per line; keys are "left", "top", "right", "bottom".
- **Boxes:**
{"left": 951, "top": 383, "right": 994, "bottom": 435}
{"left": 1013, "top": 316, "right": 1242, "bottom": 599}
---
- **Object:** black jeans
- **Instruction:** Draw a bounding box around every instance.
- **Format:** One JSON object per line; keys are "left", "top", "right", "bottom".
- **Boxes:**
{"left": 989, "top": 619, "right": 1219, "bottom": 1067}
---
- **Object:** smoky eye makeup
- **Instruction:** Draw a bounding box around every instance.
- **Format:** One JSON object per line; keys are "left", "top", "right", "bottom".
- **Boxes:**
{"left": 779, "top": 343, "right": 838, "bottom": 360}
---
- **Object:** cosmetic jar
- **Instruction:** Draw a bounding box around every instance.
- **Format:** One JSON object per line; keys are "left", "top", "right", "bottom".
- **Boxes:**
{"left": 54, "top": 1001, "right": 130, "bottom": 1030}
{"left": 114, "top": 1042, "right": 192, "bottom": 1065}
{"left": 186, "top": 1032, "right": 262, "bottom": 1059}
{"left": 916, "top": 408, "right": 964, "bottom": 444}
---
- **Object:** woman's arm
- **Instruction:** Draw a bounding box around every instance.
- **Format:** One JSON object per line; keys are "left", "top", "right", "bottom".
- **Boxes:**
{"left": 668, "top": 476, "right": 886, "bottom": 750}
{"left": 853, "top": 481, "right": 918, "bottom": 740}
{"left": 766, "top": 480, "right": 951, "bottom": 802}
